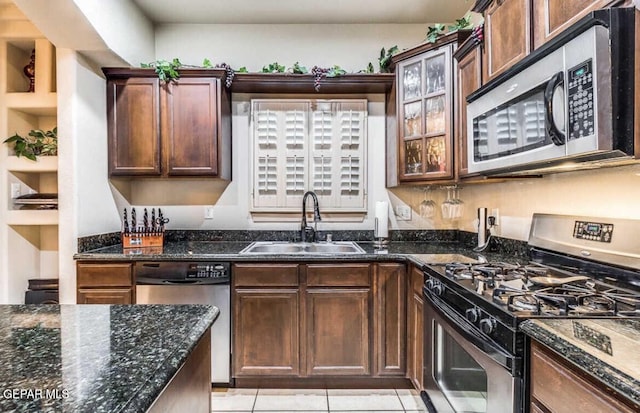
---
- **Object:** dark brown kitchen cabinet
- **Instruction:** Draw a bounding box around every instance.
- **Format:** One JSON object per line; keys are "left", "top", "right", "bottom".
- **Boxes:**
{"left": 482, "top": 0, "right": 531, "bottom": 81}
{"left": 234, "top": 290, "right": 300, "bottom": 376}
{"left": 305, "top": 263, "right": 371, "bottom": 376}
{"left": 530, "top": 340, "right": 637, "bottom": 413}
{"left": 453, "top": 38, "right": 483, "bottom": 178}
{"left": 106, "top": 76, "right": 160, "bottom": 175}
{"left": 392, "top": 31, "right": 470, "bottom": 183}
{"left": 76, "top": 262, "right": 134, "bottom": 304}
{"left": 232, "top": 262, "right": 406, "bottom": 383}
{"left": 476, "top": 0, "right": 624, "bottom": 80}
{"left": 374, "top": 263, "right": 407, "bottom": 377}
{"left": 406, "top": 265, "right": 424, "bottom": 390}
{"left": 531, "top": 0, "right": 616, "bottom": 49}
{"left": 306, "top": 288, "right": 370, "bottom": 375}
{"left": 233, "top": 263, "right": 300, "bottom": 377}
{"left": 77, "top": 288, "right": 133, "bottom": 304}
{"left": 104, "top": 68, "right": 231, "bottom": 179}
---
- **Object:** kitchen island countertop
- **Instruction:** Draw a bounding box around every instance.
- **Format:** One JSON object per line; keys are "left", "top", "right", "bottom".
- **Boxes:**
{"left": 521, "top": 318, "right": 640, "bottom": 407}
{"left": 0, "top": 304, "right": 218, "bottom": 413}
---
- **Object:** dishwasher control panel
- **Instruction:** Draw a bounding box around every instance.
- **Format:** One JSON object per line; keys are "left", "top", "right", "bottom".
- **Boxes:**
{"left": 135, "top": 261, "right": 231, "bottom": 284}
{"left": 187, "top": 263, "right": 230, "bottom": 279}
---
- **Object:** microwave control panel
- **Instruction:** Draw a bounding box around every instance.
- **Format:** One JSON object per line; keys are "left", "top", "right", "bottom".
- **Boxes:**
{"left": 574, "top": 220, "right": 613, "bottom": 243}
{"left": 567, "top": 59, "right": 594, "bottom": 141}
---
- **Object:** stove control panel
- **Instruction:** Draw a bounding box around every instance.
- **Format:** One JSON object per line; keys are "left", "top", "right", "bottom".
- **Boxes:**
{"left": 574, "top": 220, "right": 613, "bottom": 243}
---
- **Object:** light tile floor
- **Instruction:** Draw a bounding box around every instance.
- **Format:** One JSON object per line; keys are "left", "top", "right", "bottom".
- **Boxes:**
{"left": 211, "top": 388, "right": 429, "bottom": 413}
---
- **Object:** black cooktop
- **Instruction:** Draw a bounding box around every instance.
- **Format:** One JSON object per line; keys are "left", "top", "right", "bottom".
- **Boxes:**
{"left": 435, "top": 261, "right": 640, "bottom": 318}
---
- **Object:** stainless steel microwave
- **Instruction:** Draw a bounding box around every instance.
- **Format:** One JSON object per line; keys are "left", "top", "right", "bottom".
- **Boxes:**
{"left": 467, "top": 8, "right": 636, "bottom": 175}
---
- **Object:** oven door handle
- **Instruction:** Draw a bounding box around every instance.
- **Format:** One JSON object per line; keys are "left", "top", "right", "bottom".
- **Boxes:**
{"left": 544, "top": 71, "right": 566, "bottom": 146}
{"left": 427, "top": 294, "right": 519, "bottom": 374}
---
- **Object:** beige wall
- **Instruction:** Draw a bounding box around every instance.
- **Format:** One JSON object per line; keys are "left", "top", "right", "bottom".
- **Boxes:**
{"left": 390, "top": 163, "right": 640, "bottom": 241}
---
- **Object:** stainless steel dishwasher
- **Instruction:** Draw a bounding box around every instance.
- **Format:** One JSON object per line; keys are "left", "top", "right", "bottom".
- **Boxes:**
{"left": 135, "top": 261, "right": 231, "bottom": 385}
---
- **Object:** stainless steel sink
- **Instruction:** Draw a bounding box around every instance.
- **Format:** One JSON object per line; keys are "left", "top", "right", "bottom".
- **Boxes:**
{"left": 239, "top": 241, "right": 366, "bottom": 255}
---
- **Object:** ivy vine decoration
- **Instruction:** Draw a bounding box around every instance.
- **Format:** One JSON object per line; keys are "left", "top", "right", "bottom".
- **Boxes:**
{"left": 288, "top": 62, "right": 308, "bottom": 74}
{"left": 360, "top": 62, "right": 375, "bottom": 74}
{"left": 140, "top": 58, "right": 182, "bottom": 82}
{"left": 261, "top": 62, "right": 286, "bottom": 73}
{"left": 378, "top": 45, "right": 399, "bottom": 73}
{"left": 426, "top": 15, "right": 472, "bottom": 43}
{"left": 426, "top": 24, "right": 446, "bottom": 43}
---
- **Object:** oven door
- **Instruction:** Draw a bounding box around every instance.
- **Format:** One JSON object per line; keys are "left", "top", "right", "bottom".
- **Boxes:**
{"left": 423, "top": 296, "right": 521, "bottom": 413}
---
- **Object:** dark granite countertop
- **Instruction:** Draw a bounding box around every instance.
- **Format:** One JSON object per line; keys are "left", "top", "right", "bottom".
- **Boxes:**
{"left": 0, "top": 304, "right": 218, "bottom": 413}
{"left": 521, "top": 318, "right": 640, "bottom": 407}
{"left": 74, "top": 240, "right": 524, "bottom": 268}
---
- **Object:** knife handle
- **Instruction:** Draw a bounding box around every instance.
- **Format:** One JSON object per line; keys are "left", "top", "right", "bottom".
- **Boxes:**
{"left": 143, "top": 208, "right": 149, "bottom": 235}
{"left": 131, "top": 208, "right": 137, "bottom": 233}
{"left": 123, "top": 208, "right": 129, "bottom": 234}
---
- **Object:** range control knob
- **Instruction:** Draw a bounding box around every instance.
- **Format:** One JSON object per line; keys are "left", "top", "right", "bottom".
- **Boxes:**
{"left": 425, "top": 278, "right": 436, "bottom": 290}
{"left": 465, "top": 308, "right": 481, "bottom": 323}
{"left": 479, "top": 318, "right": 497, "bottom": 335}
{"left": 431, "top": 281, "right": 444, "bottom": 296}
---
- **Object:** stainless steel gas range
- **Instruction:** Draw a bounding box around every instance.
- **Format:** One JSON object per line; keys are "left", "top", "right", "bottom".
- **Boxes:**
{"left": 421, "top": 213, "right": 640, "bottom": 413}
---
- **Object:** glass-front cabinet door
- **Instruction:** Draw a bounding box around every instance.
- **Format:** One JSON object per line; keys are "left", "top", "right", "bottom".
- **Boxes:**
{"left": 397, "top": 44, "right": 454, "bottom": 182}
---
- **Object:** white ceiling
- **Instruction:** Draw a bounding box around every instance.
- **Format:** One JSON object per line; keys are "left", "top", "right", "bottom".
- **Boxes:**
{"left": 132, "top": 0, "right": 472, "bottom": 24}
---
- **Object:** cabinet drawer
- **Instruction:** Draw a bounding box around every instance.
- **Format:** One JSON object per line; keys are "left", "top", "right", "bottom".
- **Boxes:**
{"left": 234, "top": 264, "right": 299, "bottom": 287}
{"left": 77, "top": 263, "right": 133, "bottom": 287}
{"left": 77, "top": 288, "right": 133, "bottom": 304}
{"left": 530, "top": 341, "right": 636, "bottom": 413}
{"left": 307, "top": 264, "right": 370, "bottom": 287}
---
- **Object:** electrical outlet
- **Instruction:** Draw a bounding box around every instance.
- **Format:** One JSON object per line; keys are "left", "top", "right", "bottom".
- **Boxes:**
{"left": 491, "top": 208, "right": 500, "bottom": 226}
{"left": 204, "top": 206, "right": 215, "bottom": 219}
{"left": 11, "top": 183, "right": 21, "bottom": 199}
{"left": 396, "top": 204, "right": 412, "bottom": 221}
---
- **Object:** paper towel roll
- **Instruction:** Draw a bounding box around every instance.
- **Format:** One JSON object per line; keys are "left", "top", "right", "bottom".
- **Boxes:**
{"left": 374, "top": 201, "right": 389, "bottom": 238}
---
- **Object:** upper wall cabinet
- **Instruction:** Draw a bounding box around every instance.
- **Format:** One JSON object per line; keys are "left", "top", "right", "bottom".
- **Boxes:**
{"left": 482, "top": 0, "right": 531, "bottom": 82}
{"left": 453, "top": 37, "right": 483, "bottom": 179}
{"left": 474, "top": 0, "right": 625, "bottom": 82}
{"left": 531, "top": 0, "right": 618, "bottom": 48}
{"left": 392, "top": 32, "right": 470, "bottom": 183}
{"left": 103, "top": 68, "right": 231, "bottom": 180}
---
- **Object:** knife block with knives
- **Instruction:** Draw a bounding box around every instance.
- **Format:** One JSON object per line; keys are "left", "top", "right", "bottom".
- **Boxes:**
{"left": 121, "top": 207, "right": 168, "bottom": 252}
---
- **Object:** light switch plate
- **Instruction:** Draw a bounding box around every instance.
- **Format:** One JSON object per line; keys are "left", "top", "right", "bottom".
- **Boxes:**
{"left": 396, "top": 204, "right": 412, "bottom": 221}
{"left": 204, "top": 206, "right": 215, "bottom": 219}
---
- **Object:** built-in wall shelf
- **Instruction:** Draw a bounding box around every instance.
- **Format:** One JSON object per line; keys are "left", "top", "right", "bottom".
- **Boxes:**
{"left": 4, "top": 94, "right": 57, "bottom": 114}
{"left": 1, "top": 5, "right": 60, "bottom": 304}
{"left": 6, "top": 210, "right": 58, "bottom": 226}
{"left": 6, "top": 156, "right": 58, "bottom": 172}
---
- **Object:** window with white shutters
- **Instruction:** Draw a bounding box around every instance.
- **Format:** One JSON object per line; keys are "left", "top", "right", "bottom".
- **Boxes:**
{"left": 251, "top": 99, "right": 367, "bottom": 214}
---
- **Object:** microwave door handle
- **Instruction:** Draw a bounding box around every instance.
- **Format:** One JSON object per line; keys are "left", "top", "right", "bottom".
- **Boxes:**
{"left": 544, "top": 71, "right": 566, "bottom": 146}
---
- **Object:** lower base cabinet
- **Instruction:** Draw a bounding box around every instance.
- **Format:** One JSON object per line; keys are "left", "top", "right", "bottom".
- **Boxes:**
{"left": 147, "top": 328, "right": 211, "bottom": 413}
{"left": 306, "top": 288, "right": 370, "bottom": 376}
{"left": 232, "top": 262, "right": 406, "bottom": 382}
{"left": 234, "top": 289, "right": 300, "bottom": 376}
{"left": 530, "top": 340, "right": 637, "bottom": 413}
{"left": 76, "top": 262, "right": 134, "bottom": 304}
{"left": 406, "top": 265, "right": 424, "bottom": 390}
{"left": 77, "top": 288, "right": 133, "bottom": 304}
